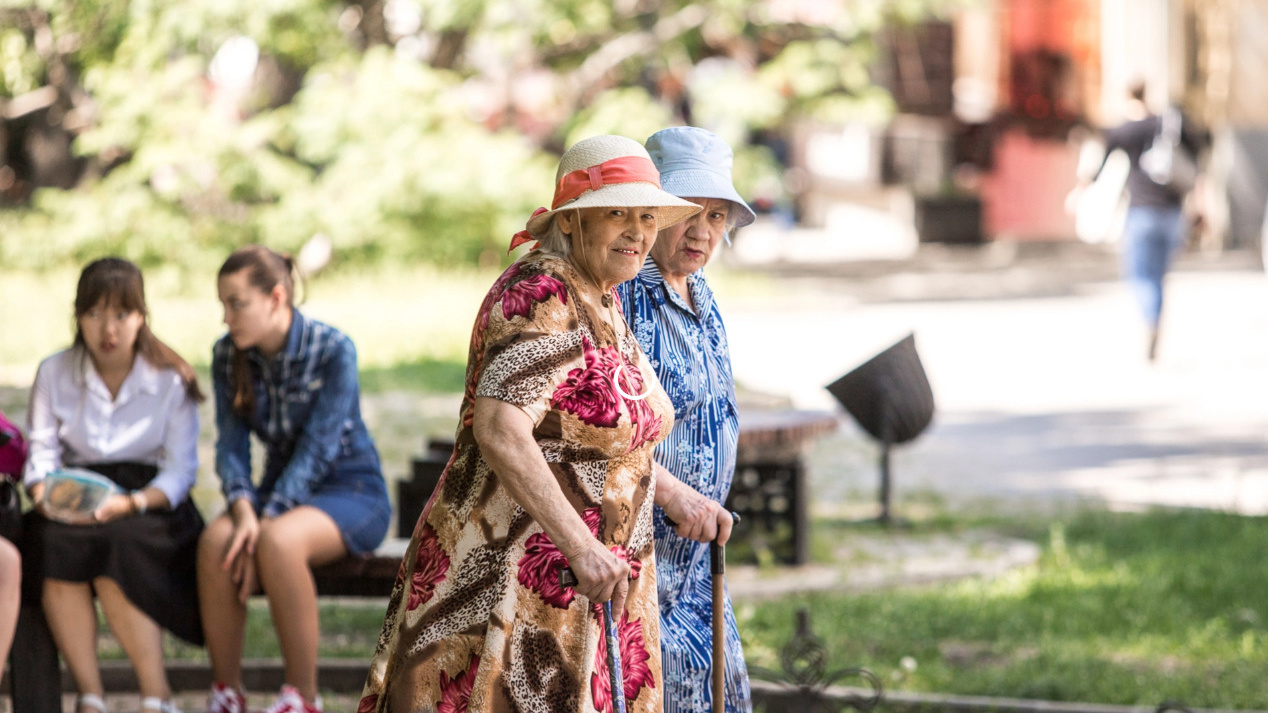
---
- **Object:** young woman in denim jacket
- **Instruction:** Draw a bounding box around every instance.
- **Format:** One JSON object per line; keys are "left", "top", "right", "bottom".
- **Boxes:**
{"left": 198, "top": 245, "right": 391, "bottom": 713}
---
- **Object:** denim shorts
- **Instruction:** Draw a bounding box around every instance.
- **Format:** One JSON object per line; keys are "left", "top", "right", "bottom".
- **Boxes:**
{"left": 308, "top": 465, "right": 391, "bottom": 557}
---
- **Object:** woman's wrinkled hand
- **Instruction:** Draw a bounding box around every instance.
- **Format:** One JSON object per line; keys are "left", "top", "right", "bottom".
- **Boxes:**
{"left": 662, "top": 489, "right": 733, "bottom": 545}
{"left": 565, "top": 541, "right": 631, "bottom": 615}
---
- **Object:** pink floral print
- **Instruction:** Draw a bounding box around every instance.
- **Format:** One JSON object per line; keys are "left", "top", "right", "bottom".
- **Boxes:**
{"left": 359, "top": 253, "right": 671, "bottom": 713}
{"left": 407, "top": 524, "right": 450, "bottom": 611}
{"left": 501, "top": 274, "right": 567, "bottom": 321}
{"left": 590, "top": 612, "right": 655, "bottom": 713}
{"left": 464, "top": 262, "right": 527, "bottom": 425}
{"left": 517, "top": 507, "right": 601, "bottom": 608}
{"left": 552, "top": 336, "right": 623, "bottom": 428}
{"left": 610, "top": 544, "right": 642, "bottom": 581}
{"left": 614, "top": 354, "right": 663, "bottom": 452}
{"left": 476, "top": 262, "right": 524, "bottom": 332}
{"left": 438, "top": 654, "right": 480, "bottom": 713}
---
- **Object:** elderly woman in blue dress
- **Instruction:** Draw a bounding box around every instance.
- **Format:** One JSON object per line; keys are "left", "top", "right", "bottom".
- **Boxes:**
{"left": 617, "top": 126, "right": 756, "bottom": 713}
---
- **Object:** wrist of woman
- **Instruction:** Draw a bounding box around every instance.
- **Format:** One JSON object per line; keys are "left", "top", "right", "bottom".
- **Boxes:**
{"left": 130, "top": 490, "right": 147, "bottom": 515}
{"left": 229, "top": 496, "right": 258, "bottom": 525}
{"left": 559, "top": 529, "right": 605, "bottom": 565}
{"left": 652, "top": 467, "right": 679, "bottom": 505}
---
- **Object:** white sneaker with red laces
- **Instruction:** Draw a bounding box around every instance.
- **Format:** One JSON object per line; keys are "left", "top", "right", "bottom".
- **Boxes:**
{"left": 262, "top": 685, "right": 323, "bottom": 713}
{"left": 206, "top": 682, "right": 247, "bottom": 713}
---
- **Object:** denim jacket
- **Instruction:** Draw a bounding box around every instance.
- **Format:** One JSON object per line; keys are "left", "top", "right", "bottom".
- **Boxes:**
{"left": 212, "top": 309, "right": 381, "bottom": 517}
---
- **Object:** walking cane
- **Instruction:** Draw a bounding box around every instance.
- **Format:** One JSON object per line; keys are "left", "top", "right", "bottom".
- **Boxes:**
{"left": 712, "top": 513, "right": 739, "bottom": 713}
{"left": 602, "top": 599, "right": 627, "bottom": 713}
{"left": 559, "top": 568, "right": 627, "bottom": 713}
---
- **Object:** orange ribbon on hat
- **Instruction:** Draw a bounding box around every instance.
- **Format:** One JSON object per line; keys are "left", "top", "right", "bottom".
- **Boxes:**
{"left": 509, "top": 156, "right": 662, "bottom": 253}
{"left": 509, "top": 208, "right": 549, "bottom": 253}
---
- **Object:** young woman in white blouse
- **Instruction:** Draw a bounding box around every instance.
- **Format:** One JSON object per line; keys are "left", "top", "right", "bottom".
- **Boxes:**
{"left": 24, "top": 257, "right": 205, "bottom": 713}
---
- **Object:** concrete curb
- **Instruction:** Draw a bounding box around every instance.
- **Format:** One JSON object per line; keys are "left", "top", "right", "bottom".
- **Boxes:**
{"left": 750, "top": 680, "right": 1266, "bottom": 713}
{"left": 29, "top": 662, "right": 1262, "bottom": 713}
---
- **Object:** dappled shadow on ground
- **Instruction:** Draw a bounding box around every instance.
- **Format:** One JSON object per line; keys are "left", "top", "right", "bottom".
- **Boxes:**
{"left": 725, "top": 239, "right": 1262, "bottom": 305}
{"left": 808, "top": 407, "right": 1268, "bottom": 515}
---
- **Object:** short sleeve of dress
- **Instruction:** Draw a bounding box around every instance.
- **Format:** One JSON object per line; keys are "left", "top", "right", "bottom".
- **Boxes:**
{"left": 474, "top": 256, "right": 583, "bottom": 426}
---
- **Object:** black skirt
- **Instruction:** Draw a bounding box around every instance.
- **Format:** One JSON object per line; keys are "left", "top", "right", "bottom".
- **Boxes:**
{"left": 23, "top": 461, "right": 205, "bottom": 645}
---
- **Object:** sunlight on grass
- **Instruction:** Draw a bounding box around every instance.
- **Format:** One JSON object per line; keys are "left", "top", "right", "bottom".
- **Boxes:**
{"left": 741, "top": 509, "right": 1268, "bottom": 709}
{"left": 81, "top": 497, "right": 1268, "bottom": 707}
{"left": 0, "top": 264, "right": 498, "bottom": 386}
{"left": 2, "top": 261, "right": 775, "bottom": 388}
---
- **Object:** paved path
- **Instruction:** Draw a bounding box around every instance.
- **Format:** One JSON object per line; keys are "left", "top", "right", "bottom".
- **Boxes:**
{"left": 721, "top": 231, "right": 1268, "bottom": 515}
{"left": 727, "top": 529, "right": 1042, "bottom": 599}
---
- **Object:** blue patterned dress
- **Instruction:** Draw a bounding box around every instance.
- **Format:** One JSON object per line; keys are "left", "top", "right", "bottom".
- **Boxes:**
{"left": 617, "top": 258, "right": 752, "bottom": 713}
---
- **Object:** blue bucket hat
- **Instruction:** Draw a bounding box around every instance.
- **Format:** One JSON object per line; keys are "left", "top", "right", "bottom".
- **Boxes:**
{"left": 645, "top": 127, "right": 757, "bottom": 237}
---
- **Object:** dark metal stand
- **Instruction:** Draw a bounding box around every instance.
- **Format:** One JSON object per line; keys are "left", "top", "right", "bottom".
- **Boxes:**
{"left": 878, "top": 441, "right": 892, "bottom": 526}
{"left": 826, "top": 333, "right": 935, "bottom": 527}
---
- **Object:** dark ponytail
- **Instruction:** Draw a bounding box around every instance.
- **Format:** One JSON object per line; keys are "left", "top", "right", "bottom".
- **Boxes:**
{"left": 219, "top": 245, "right": 298, "bottom": 419}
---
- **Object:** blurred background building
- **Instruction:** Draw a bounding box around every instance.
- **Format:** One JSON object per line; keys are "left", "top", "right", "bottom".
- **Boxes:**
{"left": 793, "top": 0, "right": 1268, "bottom": 251}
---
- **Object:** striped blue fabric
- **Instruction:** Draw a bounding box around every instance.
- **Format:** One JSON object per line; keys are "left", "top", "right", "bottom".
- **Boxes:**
{"left": 617, "top": 258, "right": 751, "bottom": 713}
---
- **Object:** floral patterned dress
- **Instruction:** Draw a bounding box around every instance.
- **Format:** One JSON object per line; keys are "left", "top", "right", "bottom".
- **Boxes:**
{"left": 361, "top": 251, "right": 675, "bottom": 713}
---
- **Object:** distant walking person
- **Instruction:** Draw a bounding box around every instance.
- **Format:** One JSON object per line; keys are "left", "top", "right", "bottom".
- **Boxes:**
{"left": 1076, "top": 80, "right": 1203, "bottom": 361}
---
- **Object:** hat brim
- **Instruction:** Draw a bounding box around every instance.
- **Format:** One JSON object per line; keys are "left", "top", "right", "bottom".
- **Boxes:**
{"left": 659, "top": 168, "right": 757, "bottom": 228}
{"left": 526, "top": 182, "right": 702, "bottom": 237}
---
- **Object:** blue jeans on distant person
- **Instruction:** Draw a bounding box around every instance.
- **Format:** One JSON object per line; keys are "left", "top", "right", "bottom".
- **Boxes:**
{"left": 1121, "top": 206, "right": 1184, "bottom": 328}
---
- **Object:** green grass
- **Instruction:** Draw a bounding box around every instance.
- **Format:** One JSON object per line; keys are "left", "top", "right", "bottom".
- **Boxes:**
{"left": 359, "top": 357, "right": 467, "bottom": 394}
{"left": 0, "top": 264, "right": 495, "bottom": 386}
{"left": 105, "top": 600, "right": 390, "bottom": 663}
{"left": 10, "top": 264, "right": 1264, "bottom": 706}
{"left": 0, "top": 261, "right": 769, "bottom": 388}
{"left": 740, "top": 508, "right": 1268, "bottom": 709}
{"left": 101, "top": 507, "right": 1268, "bottom": 710}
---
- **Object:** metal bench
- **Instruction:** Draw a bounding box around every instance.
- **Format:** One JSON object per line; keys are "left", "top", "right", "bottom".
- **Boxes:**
{"left": 7, "top": 409, "right": 836, "bottom": 707}
{"left": 402, "top": 408, "right": 838, "bottom": 565}
{"left": 730, "top": 409, "right": 838, "bottom": 565}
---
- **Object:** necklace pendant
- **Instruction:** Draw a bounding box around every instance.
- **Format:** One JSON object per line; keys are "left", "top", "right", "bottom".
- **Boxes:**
{"left": 601, "top": 293, "right": 613, "bottom": 308}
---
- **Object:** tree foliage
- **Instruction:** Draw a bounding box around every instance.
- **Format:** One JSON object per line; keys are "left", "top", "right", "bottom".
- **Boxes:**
{"left": 0, "top": 0, "right": 958, "bottom": 270}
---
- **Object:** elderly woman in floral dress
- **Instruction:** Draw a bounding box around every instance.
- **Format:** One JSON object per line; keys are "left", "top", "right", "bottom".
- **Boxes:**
{"left": 617, "top": 127, "right": 755, "bottom": 713}
{"left": 360, "top": 135, "right": 731, "bottom": 713}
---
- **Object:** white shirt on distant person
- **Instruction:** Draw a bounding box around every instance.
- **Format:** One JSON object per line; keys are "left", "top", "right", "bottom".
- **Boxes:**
{"left": 23, "top": 347, "right": 199, "bottom": 506}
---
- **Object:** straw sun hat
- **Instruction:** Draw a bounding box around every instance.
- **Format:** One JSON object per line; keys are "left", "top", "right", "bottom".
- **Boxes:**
{"left": 510, "top": 135, "right": 702, "bottom": 251}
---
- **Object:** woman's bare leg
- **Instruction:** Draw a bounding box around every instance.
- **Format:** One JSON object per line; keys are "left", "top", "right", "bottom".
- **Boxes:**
{"left": 96, "top": 577, "right": 171, "bottom": 700}
{"left": 198, "top": 514, "right": 251, "bottom": 689}
{"left": 0, "top": 538, "right": 19, "bottom": 663}
{"left": 43, "top": 579, "right": 105, "bottom": 703}
{"left": 256, "top": 506, "right": 345, "bottom": 703}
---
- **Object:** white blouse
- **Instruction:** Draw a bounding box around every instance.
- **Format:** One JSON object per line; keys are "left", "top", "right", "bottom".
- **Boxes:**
{"left": 23, "top": 348, "right": 200, "bottom": 506}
